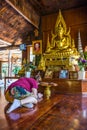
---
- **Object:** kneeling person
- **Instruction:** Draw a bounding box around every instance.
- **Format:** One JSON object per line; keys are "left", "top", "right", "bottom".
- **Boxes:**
{"left": 5, "top": 77, "right": 40, "bottom": 113}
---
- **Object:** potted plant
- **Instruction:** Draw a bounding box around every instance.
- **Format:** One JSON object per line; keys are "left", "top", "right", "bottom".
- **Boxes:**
{"left": 78, "top": 56, "right": 87, "bottom": 79}
{"left": 24, "top": 62, "right": 36, "bottom": 77}
{"left": 12, "top": 66, "right": 21, "bottom": 77}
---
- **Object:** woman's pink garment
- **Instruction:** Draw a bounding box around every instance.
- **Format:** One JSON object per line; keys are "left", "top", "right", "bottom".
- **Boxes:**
{"left": 6, "top": 77, "right": 38, "bottom": 92}
{"left": 5, "top": 77, "right": 38, "bottom": 102}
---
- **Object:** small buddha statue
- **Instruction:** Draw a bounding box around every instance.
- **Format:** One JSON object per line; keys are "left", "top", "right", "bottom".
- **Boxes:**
{"left": 37, "top": 55, "right": 46, "bottom": 71}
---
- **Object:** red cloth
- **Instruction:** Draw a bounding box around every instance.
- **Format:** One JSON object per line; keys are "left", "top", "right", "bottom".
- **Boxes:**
{"left": 5, "top": 77, "right": 38, "bottom": 93}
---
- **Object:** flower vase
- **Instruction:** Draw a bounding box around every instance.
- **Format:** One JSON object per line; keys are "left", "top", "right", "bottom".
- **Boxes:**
{"left": 78, "top": 68, "right": 85, "bottom": 80}
{"left": 25, "top": 71, "right": 31, "bottom": 78}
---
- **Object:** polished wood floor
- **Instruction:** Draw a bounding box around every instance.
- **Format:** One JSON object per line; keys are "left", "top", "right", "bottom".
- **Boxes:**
{"left": 1, "top": 87, "right": 87, "bottom": 130}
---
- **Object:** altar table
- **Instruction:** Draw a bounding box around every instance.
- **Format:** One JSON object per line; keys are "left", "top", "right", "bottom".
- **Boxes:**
{"left": 39, "top": 78, "right": 87, "bottom": 94}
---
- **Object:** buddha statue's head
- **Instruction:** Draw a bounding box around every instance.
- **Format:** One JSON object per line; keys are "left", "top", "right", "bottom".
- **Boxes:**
{"left": 55, "top": 22, "right": 64, "bottom": 37}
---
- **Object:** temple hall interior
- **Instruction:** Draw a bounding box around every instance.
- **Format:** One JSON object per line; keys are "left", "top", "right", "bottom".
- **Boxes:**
{"left": 0, "top": 0, "right": 87, "bottom": 130}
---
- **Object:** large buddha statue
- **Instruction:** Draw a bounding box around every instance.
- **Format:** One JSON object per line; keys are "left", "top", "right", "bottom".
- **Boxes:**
{"left": 50, "top": 22, "right": 71, "bottom": 51}
{"left": 45, "top": 10, "right": 72, "bottom": 54}
{"left": 39, "top": 10, "right": 79, "bottom": 69}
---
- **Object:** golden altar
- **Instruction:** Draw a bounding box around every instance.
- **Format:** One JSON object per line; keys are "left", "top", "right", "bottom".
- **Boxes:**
{"left": 37, "top": 10, "right": 87, "bottom": 95}
{"left": 38, "top": 10, "right": 79, "bottom": 71}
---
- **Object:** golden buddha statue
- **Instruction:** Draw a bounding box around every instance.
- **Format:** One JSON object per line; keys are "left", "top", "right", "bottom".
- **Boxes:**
{"left": 37, "top": 55, "right": 46, "bottom": 71}
{"left": 45, "top": 10, "right": 72, "bottom": 54}
{"left": 38, "top": 10, "right": 79, "bottom": 70}
{"left": 50, "top": 22, "right": 71, "bottom": 51}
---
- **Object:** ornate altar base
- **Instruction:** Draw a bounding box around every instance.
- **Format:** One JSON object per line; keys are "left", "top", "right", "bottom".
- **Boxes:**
{"left": 39, "top": 78, "right": 87, "bottom": 95}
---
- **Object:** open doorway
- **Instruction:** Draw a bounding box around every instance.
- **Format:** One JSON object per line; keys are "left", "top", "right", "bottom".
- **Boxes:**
{"left": 0, "top": 49, "right": 22, "bottom": 86}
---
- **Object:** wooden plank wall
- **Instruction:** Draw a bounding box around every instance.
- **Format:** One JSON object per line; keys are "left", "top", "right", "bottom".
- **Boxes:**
{"left": 41, "top": 6, "right": 87, "bottom": 52}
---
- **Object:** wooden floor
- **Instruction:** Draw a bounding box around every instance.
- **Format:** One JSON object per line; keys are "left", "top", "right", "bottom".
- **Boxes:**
{"left": 1, "top": 87, "right": 87, "bottom": 130}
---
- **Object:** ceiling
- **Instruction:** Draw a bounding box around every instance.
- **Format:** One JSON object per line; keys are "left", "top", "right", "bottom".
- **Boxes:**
{"left": 0, "top": 0, "right": 34, "bottom": 49}
{"left": 0, "top": 0, "right": 87, "bottom": 61}
{"left": 29, "top": 0, "right": 87, "bottom": 15}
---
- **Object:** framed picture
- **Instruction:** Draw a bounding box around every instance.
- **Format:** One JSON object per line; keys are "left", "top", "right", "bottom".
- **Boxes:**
{"left": 59, "top": 69, "right": 69, "bottom": 79}
{"left": 32, "top": 40, "right": 42, "bottom": 55}
{"left": 44, "top": 69, "right": 53, "bottom": 79}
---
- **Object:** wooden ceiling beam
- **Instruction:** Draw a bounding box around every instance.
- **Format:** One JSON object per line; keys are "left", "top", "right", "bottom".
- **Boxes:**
{"left": 29, "top": 0, "right": 44, "bottom": 15}
{"left": 0, "top": 1, "right": 34, "bottom": 46}
{"left": 5, "top": 0, "right": 40, "bottom": 29}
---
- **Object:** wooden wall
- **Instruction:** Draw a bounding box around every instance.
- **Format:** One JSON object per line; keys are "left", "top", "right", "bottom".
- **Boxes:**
{"left": 41, "top": 6, "right": 87, "bottom": 52}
